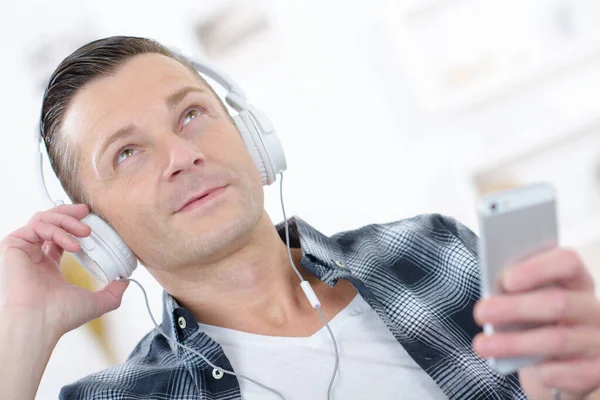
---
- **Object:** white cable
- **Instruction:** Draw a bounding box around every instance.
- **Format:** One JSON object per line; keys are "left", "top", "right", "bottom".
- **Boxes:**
{"left": 123, "top": 278, "right": 287, "bottom": 400}
{"left": 278, "top": 172, "right": 304, "bottom": 283}
{"left": 278, "top": 172, "right": 339, "bottom": 400}
{"left": 317, "top": 306, "right": 340, "bottom": 400}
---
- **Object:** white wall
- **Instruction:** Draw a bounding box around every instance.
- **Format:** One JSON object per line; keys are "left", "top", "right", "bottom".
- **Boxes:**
{"left": 1, "top": 1, "right": 600, "bottom": 399}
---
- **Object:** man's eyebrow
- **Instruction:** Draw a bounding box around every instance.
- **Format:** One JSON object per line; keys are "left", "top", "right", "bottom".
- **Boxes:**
{"left": 95, "top": 86, "right": 207, "bottom": 162}
{"left": 96, "top": 125, "right": 137, "bottom": 161}
{"left": 165, "top": 86, "right": 207, "bottom": 111}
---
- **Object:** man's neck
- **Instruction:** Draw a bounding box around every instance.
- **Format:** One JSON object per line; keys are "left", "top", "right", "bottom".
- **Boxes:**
{"left": 149, "top": 214, "right": 329, "bottom": 336}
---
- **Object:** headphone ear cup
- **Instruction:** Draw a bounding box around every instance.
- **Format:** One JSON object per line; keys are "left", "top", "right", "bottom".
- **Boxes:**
{"left": 71, "top": 214, "right": 137, "bottom": 284}
{"left": 233, "top": 110, "right": 287, "bottom": 185}
{"left": 233, "top": 113, "right": 270, "bottom": 185}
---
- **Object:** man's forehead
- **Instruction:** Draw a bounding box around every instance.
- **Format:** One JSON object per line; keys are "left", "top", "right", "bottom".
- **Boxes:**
{"left": 61, "top": 53, "right": 206, "bottom": 147}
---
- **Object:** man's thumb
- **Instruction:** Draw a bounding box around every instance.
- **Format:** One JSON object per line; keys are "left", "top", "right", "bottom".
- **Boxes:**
{"left": 93, "top": 279, "right": 130, "bottom": 317}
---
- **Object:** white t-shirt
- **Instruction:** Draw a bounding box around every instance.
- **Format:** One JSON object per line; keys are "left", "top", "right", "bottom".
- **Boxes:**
{"left": 198, "top": 293, "right": 448, "bottom": 399}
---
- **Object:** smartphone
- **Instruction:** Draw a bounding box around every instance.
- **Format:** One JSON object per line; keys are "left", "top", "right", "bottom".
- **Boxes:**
{"left": 477, "top": 182, "right": 559, "bottom": 375}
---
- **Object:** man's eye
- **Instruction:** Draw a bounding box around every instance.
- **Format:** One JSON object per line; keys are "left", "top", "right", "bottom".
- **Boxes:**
{"left": 182, "top": 108, "right": 202, "bottom": 126}
{"left": 116, "top": 147, "right": 137, "bottom": 165}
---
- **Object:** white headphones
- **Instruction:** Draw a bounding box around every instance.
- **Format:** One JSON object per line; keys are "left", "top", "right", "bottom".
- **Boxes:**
{"left": 36, "top": 55, "right": 287, "bottom": 284}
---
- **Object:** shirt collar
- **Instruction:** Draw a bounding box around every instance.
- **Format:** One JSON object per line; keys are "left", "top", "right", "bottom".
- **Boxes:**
{"left": 160, "top": 215, "right": 352, "bottom": 349}
{"left": 275, "top": 215, "right": 350, "bottom": 284}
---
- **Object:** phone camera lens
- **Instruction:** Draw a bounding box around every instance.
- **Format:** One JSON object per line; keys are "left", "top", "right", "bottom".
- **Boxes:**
{"left": 490, "top": 203, "right": 497, "bottom": 211}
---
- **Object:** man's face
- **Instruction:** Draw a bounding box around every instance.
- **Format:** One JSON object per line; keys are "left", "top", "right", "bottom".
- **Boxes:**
{"left": 61, "top": 53, "right": 265, "bottom": 270}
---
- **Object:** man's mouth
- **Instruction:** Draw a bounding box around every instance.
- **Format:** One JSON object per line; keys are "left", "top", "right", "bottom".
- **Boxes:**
{"left": 176, "top": 186, "right": 227, "bottom": 213}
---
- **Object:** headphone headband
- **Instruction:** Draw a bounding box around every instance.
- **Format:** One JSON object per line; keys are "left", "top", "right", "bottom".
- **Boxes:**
{"left": 188, "top": 59, "right": 247, "bottom": 101}
{"left": 169, "top": 47, "right": 247, "bottom": 107}
{"left": 184, "top": 55, "right": 254, "bottom": 113}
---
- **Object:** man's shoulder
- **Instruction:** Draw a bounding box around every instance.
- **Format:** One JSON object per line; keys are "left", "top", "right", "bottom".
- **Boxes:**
{"left": 333, "top": 213, "right": 478, "bottom": 257}
{"left": 332, "top": 214, "right": 481, "bottom": 298}
{"left": 59, "top": 328, "right": 183, "bottom": 399}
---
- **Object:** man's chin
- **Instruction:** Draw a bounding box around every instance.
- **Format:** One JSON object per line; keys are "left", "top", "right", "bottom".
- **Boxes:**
{"left": 180, "top": 217, "right": 258, "bottom": 265}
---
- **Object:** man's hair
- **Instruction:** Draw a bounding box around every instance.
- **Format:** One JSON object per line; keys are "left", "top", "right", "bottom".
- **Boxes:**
{"left": 40, "top": 35, "right": 224, "bottom": 205}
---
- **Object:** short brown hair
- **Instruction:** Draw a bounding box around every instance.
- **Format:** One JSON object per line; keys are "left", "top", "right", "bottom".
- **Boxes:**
{"left": 40, "top": 35, "right": 223, "bottom": 205}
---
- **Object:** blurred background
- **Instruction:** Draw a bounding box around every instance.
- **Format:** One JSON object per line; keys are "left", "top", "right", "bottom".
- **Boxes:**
{"left": 1, "top": 0, "right": 600, "bottom": 398}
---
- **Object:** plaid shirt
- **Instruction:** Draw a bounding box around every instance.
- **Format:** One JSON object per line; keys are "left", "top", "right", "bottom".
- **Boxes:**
{"left": 60, "top": 214, "right": 527, "bottom": 399}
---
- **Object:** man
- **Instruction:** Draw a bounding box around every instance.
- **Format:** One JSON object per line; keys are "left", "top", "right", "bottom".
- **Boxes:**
{"left": 0, "top": 36, "right": 599, "bottom": 400}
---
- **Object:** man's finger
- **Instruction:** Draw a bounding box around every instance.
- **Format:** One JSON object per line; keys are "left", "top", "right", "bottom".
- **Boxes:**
{"left": 474, "top": 289, "right": 600, "bottom": 326}
{"left": 501, "top": 248, "right": 595, "bottom": 293}
{"left": 521, "top": 358, "right": 600, "bottom": 395}
{"left": 31, "top": 212, "right": 91, "bottom": 238}
{"left": 11, "top": 223, "right": 81, "bottom": 254}
{"left": 473, "top": 325, "right": 600, "bottom": 360}
{"left": 32, "top": 203, "right": 90, "bottom": 221}
{"left": 50, "top": 203, "right": 89, "bottom": 217}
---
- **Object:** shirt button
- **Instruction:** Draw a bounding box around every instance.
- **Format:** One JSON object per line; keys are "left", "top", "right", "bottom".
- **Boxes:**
{"left": 177, "top": 316, "right": 187, "bottom": 329}
{"left": 212, "top": 368, "right": 224, "bottom": 379}
{"left": 335, "top": 260, "right": 345, "bottom": 268}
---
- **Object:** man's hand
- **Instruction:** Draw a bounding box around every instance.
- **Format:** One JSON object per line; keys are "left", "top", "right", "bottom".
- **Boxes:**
{"left": 472, "top": 248, "right": 600, "bottom": 400}
{"left": 0, "top": 204, "right": 129, "bottom": 400}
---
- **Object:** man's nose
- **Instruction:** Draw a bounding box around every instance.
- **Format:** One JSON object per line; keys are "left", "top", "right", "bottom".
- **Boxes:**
{"left": 160, "top": 134, "right": 206, "bottom": 180}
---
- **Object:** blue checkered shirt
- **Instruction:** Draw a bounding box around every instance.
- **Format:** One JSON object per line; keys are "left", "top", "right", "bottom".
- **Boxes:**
{"left": 59, "top": 214, "right": 527, "bottom": 399}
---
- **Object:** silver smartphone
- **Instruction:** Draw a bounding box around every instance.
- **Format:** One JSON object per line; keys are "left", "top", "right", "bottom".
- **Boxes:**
{"left": 477, "top": 182, "right": 559, "bottom": 375}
